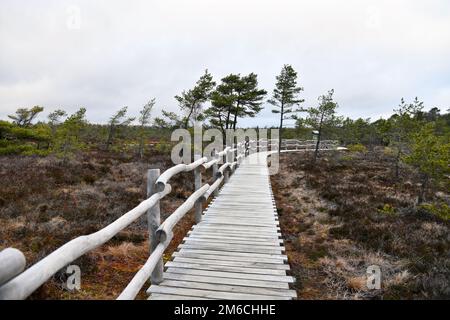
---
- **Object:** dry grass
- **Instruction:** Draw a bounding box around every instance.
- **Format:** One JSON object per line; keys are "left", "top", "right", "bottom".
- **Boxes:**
{"left": 272, "top": 151, "right": 449, "bottom": 300}
{"left": 0, "top": 149, "right": 203, "bottom": 299}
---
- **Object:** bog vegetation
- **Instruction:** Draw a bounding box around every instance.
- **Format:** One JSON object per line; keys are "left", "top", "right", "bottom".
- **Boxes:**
{"left": 0, "top": 65, "right": 449, "bottom": 299}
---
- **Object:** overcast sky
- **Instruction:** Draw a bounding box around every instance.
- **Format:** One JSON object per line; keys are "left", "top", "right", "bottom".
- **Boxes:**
{"left": 1, "top": 0, "right": 449, "bottom": 127}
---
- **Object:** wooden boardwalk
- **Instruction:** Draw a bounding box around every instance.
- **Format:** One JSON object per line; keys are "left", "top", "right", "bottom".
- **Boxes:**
{"left": 148, "top": 152, "right": 296, "bottom": 300}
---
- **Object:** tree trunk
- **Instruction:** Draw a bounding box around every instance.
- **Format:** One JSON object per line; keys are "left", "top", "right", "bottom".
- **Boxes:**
{"left": 232, "top": 102, "right": 240, "bottom": 130}
{"left": 225, "top": 106, "right": 231, "bottom": 130}
{"left": 185, "top": 106, "right": 194, "bottom": 129}
{"left": 278, "top": 103, "right": 284, "bottom": 154}
{"left": 394, "top": 148, "right": 401, "bottom": 179}
{"left": 313, "top": 113, "right": 324, "bottom": 162}
{"left": 106, "top": 125, "right": 115, "bottom": 151}
{"left": 138, "top": 135, "right": 144, "bottom": 160}
{"left": 418, "top": 174, "right": 428, "bottom": 204}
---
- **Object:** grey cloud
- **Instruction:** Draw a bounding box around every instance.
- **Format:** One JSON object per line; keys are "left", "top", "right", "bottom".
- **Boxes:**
{"left": 0, "top": 0, "right": 449, "bottom": 126}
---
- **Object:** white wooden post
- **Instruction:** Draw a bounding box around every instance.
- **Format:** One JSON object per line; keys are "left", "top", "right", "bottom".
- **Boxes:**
{"left": 0, "top": 248, "right": 26, "bottom": 286}
{"left": 224, "top": 149, "right": 230, "bottom": 182}
{"left": 194, "top": 153, "right": 202, "bottom": 223}
{"left": 212, "top": 150, "right": 219, "bottom": 197}
{"left": 147, "top": 169, "right": 163, "bottom": 284}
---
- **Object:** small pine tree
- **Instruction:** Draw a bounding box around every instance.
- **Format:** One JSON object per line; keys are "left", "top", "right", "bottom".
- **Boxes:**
{"left": 301, "top": 89, "right": 341, "bottom": 162}
{"left": 137, "top": 98, "right": 155, "bottom": 159}
{"left": 268, "top": 65, "right": 304, "bottom": 153}
{"left": 175, "top": 70, "right": 215, "bottom": 128}
{"left": 404, "top": 123, "right": 450, "bottom": 204}
{"left": 52, "top": 108, "right": 87, "bottom": 162}
{"left": 8, "top": 106, "right": 44, "bottom": 127}
{"left": 105, "top": 106, "right": 135, "bottom": 150}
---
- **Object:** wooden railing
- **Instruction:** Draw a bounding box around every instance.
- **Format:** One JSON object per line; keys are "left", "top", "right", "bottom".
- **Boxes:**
{"left": 0, "top": 138, "right": 341, "bottom": 300}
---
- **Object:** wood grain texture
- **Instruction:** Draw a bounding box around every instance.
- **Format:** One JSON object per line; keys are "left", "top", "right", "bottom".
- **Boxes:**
{"left": 148, "top": 152, "right": 296, "bottom": 300}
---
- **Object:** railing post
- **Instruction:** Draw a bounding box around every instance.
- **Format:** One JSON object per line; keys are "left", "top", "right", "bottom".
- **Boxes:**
{"left": 224, "top": 149, "right": 230, "bottom": 183}
{"left": 212, "top": 150, "right": 219, "bottom": 197}
{"left": 147, "top": 169, "right": 163, "bottom": 285}
{"left": 194, "top": 153, "right": 202, "bottom": 223}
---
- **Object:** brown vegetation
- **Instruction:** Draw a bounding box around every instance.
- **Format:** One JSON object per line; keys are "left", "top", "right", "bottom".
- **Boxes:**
{"left": 0, "top": 147, "right": 210, "bottom": 299}
{"left": 272, "top": 151, "right": 449, "bottom": 300}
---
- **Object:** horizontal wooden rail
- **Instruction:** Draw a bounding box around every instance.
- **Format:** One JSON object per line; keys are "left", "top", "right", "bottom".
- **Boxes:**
{"left": 155, "top": 157, "right": 208, "bottom": 192}
{"left": 156, "top": 185, "right": 210, "bottom": 243}
{"left": 117, "top": 235, "right": 173, "bottom": 300}
{"left": 0, "top": 185, "right": 171, "bottom": 300}
{"left": 0, "top": 248, "right": 26, "bottom": 287}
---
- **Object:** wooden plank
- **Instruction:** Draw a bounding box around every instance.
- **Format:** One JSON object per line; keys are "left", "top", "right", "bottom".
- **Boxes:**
{"left": 149, "top": 293, "right": 212, "bottom": 300}
{"left": 183, "top": 238, "right": 281, "bottom": 248}
{"left": 204, "top": 211, "right": 277, "bottom": 217}
{"left": 172, "top": 252, "right": 288, "bottom": 265}
{"left": 176, "top": 248, "right": 287, "bottom": 261}
{"left": 165, "top": 262, "right": 287, "bottom": 275}
{"left": 196, "top": 223, "right": 280, "bottom": 232}
{"left": 202, "top": 215, "right": 278, "bottom": 221}
{"left": 199, "top": 220, "right": 279, "bottom": 227}
{"left": 186, "top": 234, "right": 283, "bottom": 244}
{"left": 164, "top": 267, "right": 295, "bottom": 283}
{"left": 171, "top": 256, "right": 290, "bottom": 270}
{"left": 163, "top": 273, "right": 290, "bottom": 290}
{"left": 154, "top": 280, "right": 296, "bottom": 298}
{"left": 190, "top": 228, "right": 281, "bottom": 236}
{"left": 179, "top": 244, "right": 284, "bottom": 254}
{"left": 188, "top": 230, "right": 281, "bottom": 240}
{"left": 149, "top": 285, "right": 291, "bottom": 300}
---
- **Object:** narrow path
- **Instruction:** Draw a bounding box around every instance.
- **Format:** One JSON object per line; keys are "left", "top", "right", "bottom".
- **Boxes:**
{"left": 148, "top": 152, "right": 296, "bottom": 300}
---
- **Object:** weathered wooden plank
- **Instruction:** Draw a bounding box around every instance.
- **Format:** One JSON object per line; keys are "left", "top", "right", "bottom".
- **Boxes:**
{"left": 162, "top": 273, "right": 290, "bottom": 289}
{"left": 165, "top": 262, "right": 287, "bottom": 275}
{"left": 188, "top": 231, "right": 281, "bottom": 240}
{"left": 193, "top": 229, "right": 279, "bottom": 236}
{"left": 149, "top": 285, "right": 291, "bottom": 300}
{"left": 171, "top": 257, "right": 290, "bottom": 270}
{"left": 204, "top": 210, "right": 277, "bottom": 217}
{"left": 183, "top": 238, "right": 281, "bottom": 248}
{"left": 172, "top": 251, "right": 287, "bottom": 264}
{"left": 149, "top": 293, "right": 213, "bottom": 300}
{"left": 153, "top": 280, "right": 296, "bottom": 298}
{"left": 164, "top": 268, "right": 295, "bottom": 283}
{"left": 190, "top": 228, "right": 281, "bottom": 235}
{"left": 186, "top": 234, "right": 283, "bottom": 244}
{"left": 199, "top": 220, "right": 279, "bottom": 227}
{"left": 196, "top": 223, "right": 281, "bottom": 232}
{"left": 179, "top": 244, "right": 284, "bottom": 254}
{"left": 176, "top": 248, "right": 287, "bottom": 260}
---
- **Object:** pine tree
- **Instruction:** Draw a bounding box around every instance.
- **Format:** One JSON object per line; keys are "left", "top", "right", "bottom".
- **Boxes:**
{"left": 404, "top": 123, "right": 450, "bottom": 204}
{"left": 175, "top": 69, "right": 215, "bottom": 128}
{"left": 8, "top": 106, "right": 44, "bottom": 127}
{"left": 207, "top": 73, "right": 266, "bottom": 133}
{"left": 52, "top": 108, "right": 87, "bottom": 161}
{"left": 268, "top": 65, "right": 304, "bottom": 153}
{"left": 137, "top": 98, "right": 155, "bottom": 159}
{"left": 105, "top": 106, "right": 135, "bottom": 150}
{"left": 301, "top": 89, "right": 340, "bottom": 162}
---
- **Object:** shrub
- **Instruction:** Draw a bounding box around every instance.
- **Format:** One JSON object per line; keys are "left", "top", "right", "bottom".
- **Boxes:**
{"left": 377, "top": 203, "right": 397, "bottom": 215}
{"left": 155, "top": 139, "right": 172, "bottom": 155}
{"left": 347, "top": 143, "right": 367, "bottom": 153}
{"left": 420, "top": 202, "right": 450, "bottom": 221}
